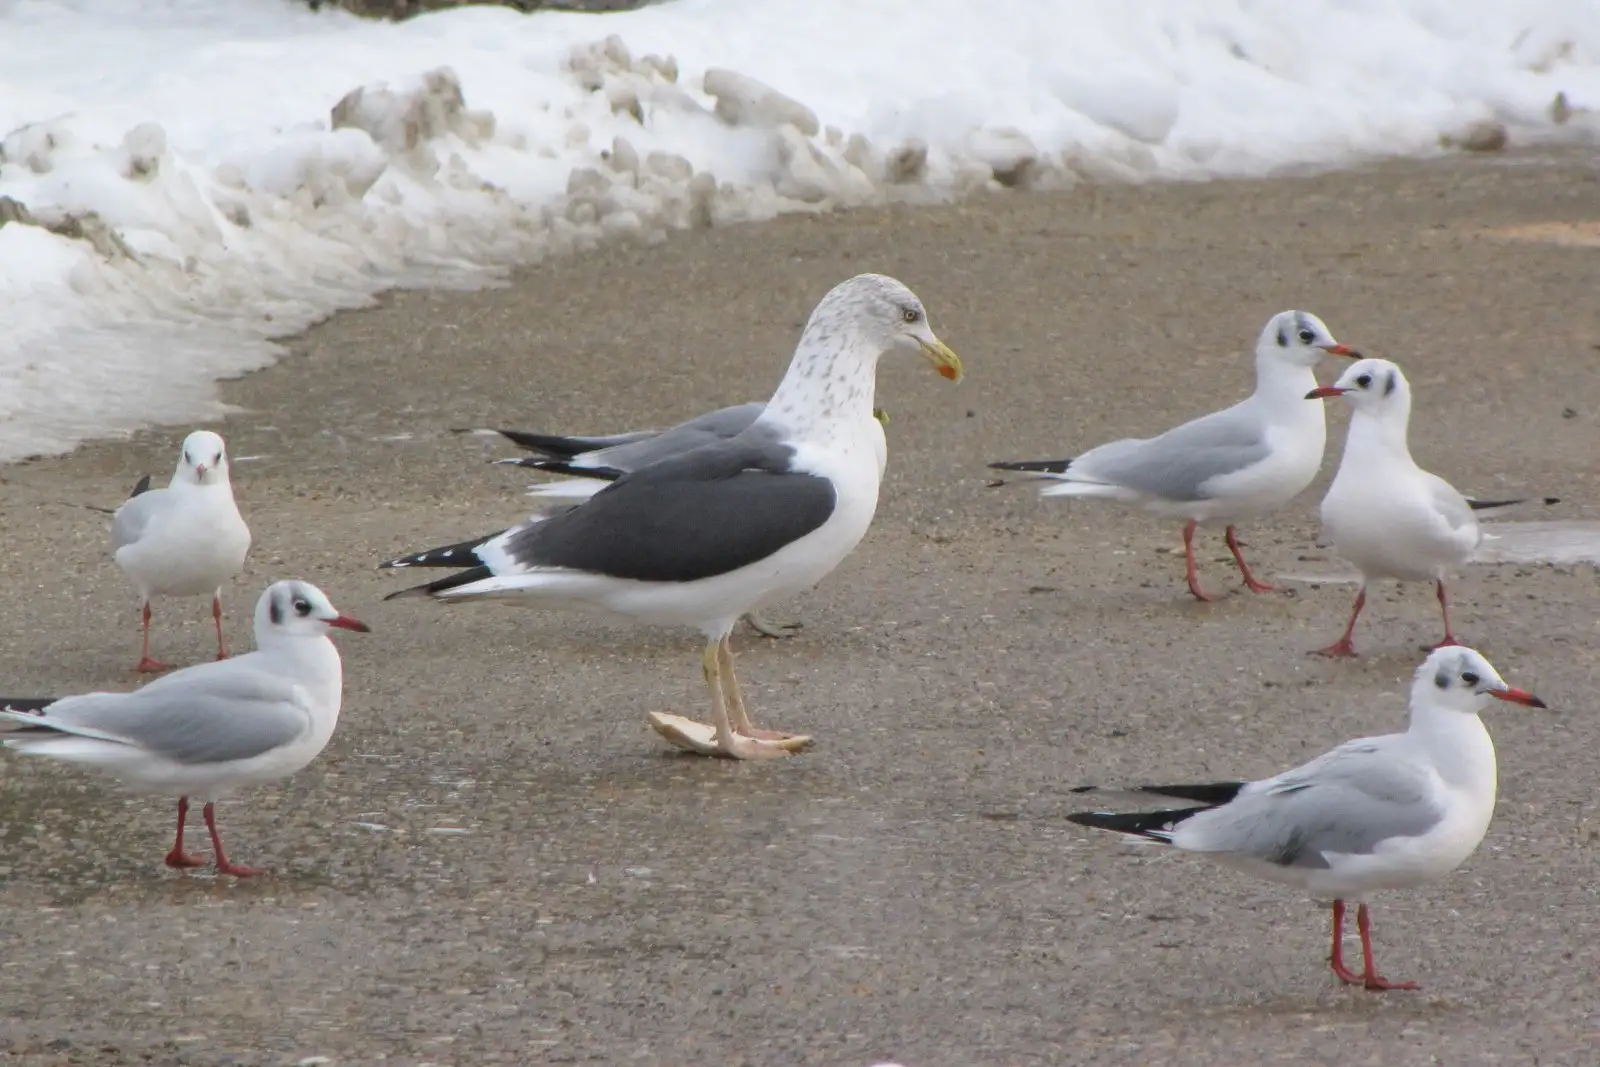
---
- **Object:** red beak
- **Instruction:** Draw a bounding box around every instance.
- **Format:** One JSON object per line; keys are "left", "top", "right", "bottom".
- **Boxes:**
{"left": 1320, "top": 344, "right": 1361, "bottom": 358}
{"left": 1491, "top": 687, "right": 1547, "bottom": 709}
{"left": 327, "top": 615, "right": 371, "bottom": 633}
{"left": 1305, "top": 386, "right": 1349, "bottom": 400}
{"left": 194, "top": 464, "right": 208, "bottom": 479}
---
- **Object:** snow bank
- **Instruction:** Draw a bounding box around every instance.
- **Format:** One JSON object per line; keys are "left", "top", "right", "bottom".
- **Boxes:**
{"left": 2, "top": 0, "right": 1597, "bottom": 461}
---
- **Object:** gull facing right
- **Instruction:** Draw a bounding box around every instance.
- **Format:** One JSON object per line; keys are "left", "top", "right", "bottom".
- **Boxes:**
{"left": 990, "top": 311, "right": 1359, "bottom": 600}
{"left": 1306, "top": 358, "right": 1548, "bottom": 657}
{"left": 1, "top": 580, "right": 368, "bottom": 877}
{"left": 1067, "top": 645, "right": 1546, "bottom": 992}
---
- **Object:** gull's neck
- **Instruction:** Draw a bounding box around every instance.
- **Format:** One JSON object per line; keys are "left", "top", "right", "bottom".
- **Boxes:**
{"left": 256, "top": 634, "right": 345, "bottom": 704}
{"left": 1250, "top": 352, "right": 1320, "bottom": 423}
{"left": 1344, "top": 399, "right": 1415, "bottom": 468}
{"left": 758, "top": 329, "right": 881, "bottom": 447}
{"left": 1406, "top": 698, "right": 1497, "bottom": 797}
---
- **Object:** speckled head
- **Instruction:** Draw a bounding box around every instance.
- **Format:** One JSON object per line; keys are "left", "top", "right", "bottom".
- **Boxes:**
{"left": 1413, "top": 645, "right": 1546, "bottom": 713}
{"left": 801, "top": 273, "right": 963, "bottom": 382}
{"left": 1258, "top": 310, "right": 1359, "bottom": 369}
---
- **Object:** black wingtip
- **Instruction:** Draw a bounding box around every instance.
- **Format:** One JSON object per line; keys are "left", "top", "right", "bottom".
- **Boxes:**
{"left": 128, "top": 474, "right": 152, "bottom": 499}
{"left": 1066, "top": 806, "right": 1207, "bottom": 840}
{"left": 1, "top": 697, "right": 58, "bottom": 715}
{"left": 1135, "top": 781, "right": 1246, "bottom": 806}
{"left": 383, "top": 564, "right": 493, "bottom": 602}
{"left": 987, "top": 458, "right": 1074, "bottom": 474}
{"left": 522, "top": 459, "right": 628, "bottom": 482}
{"left": 1466, "top": 496, "right": 1561, "bottom": 512}
{"left": 378, "top": 529, "right": 506, "bottom": 571}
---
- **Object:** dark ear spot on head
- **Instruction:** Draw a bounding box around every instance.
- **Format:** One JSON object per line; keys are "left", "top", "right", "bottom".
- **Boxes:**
{"left": 1384, "top": 371, "right": 1397, "bottom": 397}
{"left": 269, "top": 597, "right": 283, "bottom": 625}
{"left": 1276, "top": 326, "right": 1288, "bottom": 347}
{"left": 1434, "top": 668, "right": 1451, "bottom": 690}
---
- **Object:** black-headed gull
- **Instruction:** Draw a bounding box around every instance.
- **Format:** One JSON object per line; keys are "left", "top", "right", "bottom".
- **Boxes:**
{"left": 1305, "top": 359, "right": 1545, "bottom": 657}
{"left": 1068, "top": 645, "right": 1545, "bottom": 991}
{"left": 111, "top": 430, "right": 251, "bottom": 672}
{"left": 383, "top": 275, "right": 963, "bottom": 760}
{"left": 2, "top": 580, "right": 368, "bottom": 877}
{"left": 990, "top": 311, "right": 1360, "bottom": 600}
{"left": 448, "top": 404, "right": 891, "bottom": 640}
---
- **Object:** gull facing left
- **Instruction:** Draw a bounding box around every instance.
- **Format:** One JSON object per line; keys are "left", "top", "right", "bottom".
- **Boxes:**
{"left": 2, "top": 580, "right": 368, "bottom": 877}
{"left": 1067, "top": 645, "right": 1545, "bottom": 991}
{"left": 383, "top": 273, "right": 962, "bottom": 760}
{"left": 1306, "top": 359, "right": 1546, "bottom": 657}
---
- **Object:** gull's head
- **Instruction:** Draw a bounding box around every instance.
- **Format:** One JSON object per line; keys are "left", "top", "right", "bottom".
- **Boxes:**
{"left": 174, "top": 430, "right": 230, "bottom": 486}
{"left": 1414, "top": 645, "right": 1546, "bottom": 715}
{"left": 1305, "top": 357, "right": 1410, "bottom": 414}
{"left": 808, "top": 273, "right": 963, "bottom": 383}
{"left": 1257, "top": 310, "right": 1359, "bottom": 369}
{"left": 255, "top": 580, "right": 371, "bottom": 641}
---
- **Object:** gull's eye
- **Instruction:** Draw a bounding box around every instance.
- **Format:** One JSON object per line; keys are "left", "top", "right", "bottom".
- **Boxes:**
{"left": 213, "top": 452, "right": 223, "bottom": 465}
{"left": 293, "top": 597, "right": 313, "bottom": 617}
{"left": 902, "top": 306, "right": 920, "bottom": 324}
{"left": 1355, "top": 374, "right": 1372, "bottom": 388}
{"left": 1461, "top": 671, "right": 1480, "bottom": 687}
{"left": 1297, "top": 328, "right": 1315, "bottom": 344}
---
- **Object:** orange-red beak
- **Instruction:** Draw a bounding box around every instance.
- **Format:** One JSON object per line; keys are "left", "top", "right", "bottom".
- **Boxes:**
{"left": 1319, "top": 344, "right": 1361, "bottom": 358}
{"left": 1491, "top": 687, "right": 1547, "bottom": 709}
{"left": 328, "top": 615, "right": 371, "bottom": 633}
{"left": 1305, "top": 386, "right": 1349, "bottom": 400}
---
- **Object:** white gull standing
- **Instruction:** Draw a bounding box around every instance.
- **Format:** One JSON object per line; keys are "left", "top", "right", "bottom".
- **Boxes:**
{"left": 424, "top": 403, "right": 892, "bottom": 639}
{"left": 111, "top": 429, "right": 252, "bottom": 672}
{"left": 989, "top": 311, "right": 1359, "bottom": 600}
{"left": 1068, "top": 644, "right": 1545, "bottom": 991}
{"left": 1306, "top": 359, "right": 1551, "bottom": 657}
{"left": 1, "top": 580, "right": 368, "bottom": 877}
{"left": 382, "top": 273, "right": 963, "bottom": 760}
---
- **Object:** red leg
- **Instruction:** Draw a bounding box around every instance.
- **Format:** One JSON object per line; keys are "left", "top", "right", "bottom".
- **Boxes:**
{"left": 1428, "top": 581, "right": 1462, "bottom": 650}
{"left": 202, "top": 802, "right": 264, "bottom": 878}
{"left": 1328, "top": 899, "right": 1363, "bottom": 984}
{"left": 162, "top": 796, "right": 206, "bottom": 869}
{"left": 135, "top": 601, "right": 173, "bottom": 674}
{"left": 1311, "top": 587, "right": 1366, "bottom": 658}
{"left": 1182, "top": 521, "right": 1218, "bottom": 602}
{"left": 1225, "top": 526, "right": 1280, "bottom": 593}
{"left": 1356, "top": 903, "right": 1419, "bottom": 991}
{"left": 212, "top": 594, "right": 229, "bottom": 661}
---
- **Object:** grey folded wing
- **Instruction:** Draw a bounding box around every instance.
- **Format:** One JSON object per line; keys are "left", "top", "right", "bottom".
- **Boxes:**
{"left": 1073, "top": 406, "right": 1270, "bottom": 502}
{"left": 110, "top": 487, "right": 170, "bottom": 551}
{"left": 16, "top": 665, "right": 315, "bottom": 765}
{"left": 1176, "top": 739, "right": 1445, "bottom": 868}
{"left": 585, "top": 402, "right": 766, "bottom": 472}
{"left": 1425, "top": 474, "right": 1479, "bottom": 536}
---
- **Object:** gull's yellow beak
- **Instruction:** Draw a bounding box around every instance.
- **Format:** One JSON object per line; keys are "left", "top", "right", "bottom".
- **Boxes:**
{"left": 873, "top": 407, "right": 891, "bottom": 426}
{"left": 916, "top": 335, "right": 964, "bottom": 383}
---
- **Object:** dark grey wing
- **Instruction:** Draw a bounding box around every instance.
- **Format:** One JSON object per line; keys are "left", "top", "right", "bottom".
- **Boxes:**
{"left": 484, "top": 426, "right": 660, "bottom": 459}
{"left": 1174, "top": 738, "right": 1444, "bottom": 868}
{"left": 1073, "top": 404, "right": 1269, "bottom": 501}
{"left": 110, "top": 486, "right": 168, "bottom": 551}
{"left": 582, "top": 402, "right": 766, "bottom": 472}
{"left": 494, "top": 431, "right": 834, "bottom": 582}
{"left": 13, "top": 663, "right": 314, "bottom": 765}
